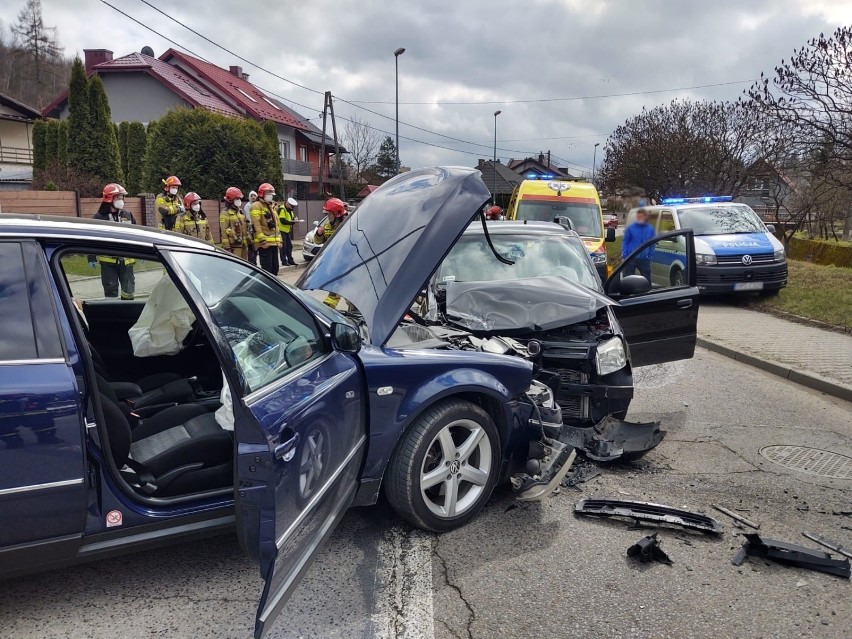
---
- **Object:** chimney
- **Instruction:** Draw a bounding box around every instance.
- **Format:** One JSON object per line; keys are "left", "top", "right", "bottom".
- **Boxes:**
{"left": 84, "top": 49, "right": 113, "bottom": 73}
{"left": 229, "top": 65, "right": 243, "bottom": 77}
{"left": 538, "top": 152, "right": 545, "bottom": 164}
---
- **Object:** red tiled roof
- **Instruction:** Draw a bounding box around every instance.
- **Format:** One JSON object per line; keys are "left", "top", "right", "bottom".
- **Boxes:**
{"left": 160, "top": 49, "right": 310, "bottom": 131}
{"left": 42, "top": 52, "right": 241, "bottom": 118}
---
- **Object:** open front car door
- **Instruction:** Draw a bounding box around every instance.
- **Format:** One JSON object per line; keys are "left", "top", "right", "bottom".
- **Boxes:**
{"left": 604, "top": 229, "right": 699, "bottom": 367}
{"left": 165, "top": 250, "right": 367, "bottom": 639}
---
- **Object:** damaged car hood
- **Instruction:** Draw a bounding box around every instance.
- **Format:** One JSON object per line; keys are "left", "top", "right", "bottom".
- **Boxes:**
{"left": 297, "top": 167, "right": 491, "bottom": 345}
{"left": 445, "top": 276, "right": 615, "bottom": 333}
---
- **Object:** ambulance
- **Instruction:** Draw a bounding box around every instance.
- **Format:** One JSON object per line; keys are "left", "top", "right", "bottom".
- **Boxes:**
{"left": 506, "top": 177, "right": 614, "bottom": 280}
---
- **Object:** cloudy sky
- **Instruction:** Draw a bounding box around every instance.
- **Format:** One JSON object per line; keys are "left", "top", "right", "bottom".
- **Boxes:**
{"left": 6, "top": 0, "right": 852, "bottom": 173}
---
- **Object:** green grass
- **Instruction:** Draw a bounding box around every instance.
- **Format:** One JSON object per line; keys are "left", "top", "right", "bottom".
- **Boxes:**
{"left": 61, "top": 254, "right": 162, "bottom": 277}
{"left": 792, "top": 232, "right": 851, "bottom": 248}
{"left": 607, "top": 236, "right": 623, "bottom": 267}
{"left": 748, "top": 260, "right": 852, "bottom": 330}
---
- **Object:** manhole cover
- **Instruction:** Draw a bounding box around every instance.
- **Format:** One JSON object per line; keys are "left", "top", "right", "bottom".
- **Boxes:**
{"left": 759, "top": 446, "right": 852, "bottom": 479}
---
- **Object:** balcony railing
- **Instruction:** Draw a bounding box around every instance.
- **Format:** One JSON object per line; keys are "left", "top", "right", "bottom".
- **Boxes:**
{"left": 0, "top": 146, "right": 33, "bottom": 165}
{"left": 282, "top": 158, "right": 312, "bottom": 177}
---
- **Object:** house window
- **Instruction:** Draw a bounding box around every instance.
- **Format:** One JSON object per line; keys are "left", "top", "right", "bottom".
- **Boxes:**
{"left": 299, "top": 145, "right": 308, "bottom": 162}
{"left": 280, "top": 141, "right": 290, "bottom": 160}
{"left": 261, "top": 96, "right": 281, "bottom": 110}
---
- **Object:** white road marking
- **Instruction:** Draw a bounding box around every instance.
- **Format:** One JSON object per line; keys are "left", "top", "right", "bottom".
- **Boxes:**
{"left": 369, "top": 524, "right": 435, "bottom": 639}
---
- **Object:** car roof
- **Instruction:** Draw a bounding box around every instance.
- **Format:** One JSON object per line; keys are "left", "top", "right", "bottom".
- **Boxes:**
{"left": 0, "top": 214, "right": 217, "bottom": 250}
{"left": 461, "top": 220, "right": 580, "bottom": 238}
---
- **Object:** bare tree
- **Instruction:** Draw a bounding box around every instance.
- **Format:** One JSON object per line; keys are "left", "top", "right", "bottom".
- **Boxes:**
{"left": 340, "top": 115, "right": 380, "bottom": 184}
{"left": 748, "top": 25, "right": 852, "bottom": 239}
{"left": 599, "top": 99, "right": 771, "bottom": 202}
{"left": 12, "top": 0, "right": 62, "bottom": 107}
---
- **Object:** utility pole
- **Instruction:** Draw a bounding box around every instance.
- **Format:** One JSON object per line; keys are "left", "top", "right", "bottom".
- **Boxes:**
{"left": 592, "top": 142, "right": 600, "bottom": 182}
{"left": 318, "top": 91, "right": 345, "bottom": 200}
{"left": 394, "top": 47, "right": 406, "bottom": 175}
{"left": 493, "top": 110, "right": 501, "bottom": 204}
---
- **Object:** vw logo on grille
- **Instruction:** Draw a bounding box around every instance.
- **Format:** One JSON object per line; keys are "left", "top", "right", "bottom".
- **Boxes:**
{"left": 741, "top": 255, "right": 753, "bottom": 265}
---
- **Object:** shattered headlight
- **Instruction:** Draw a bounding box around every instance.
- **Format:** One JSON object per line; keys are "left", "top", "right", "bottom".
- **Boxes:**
{"left": 695, "top": 253, "right": 717, "bottom": 265}
{"left": 595, "top": 337, "right": 627, "bottom": 376}
{"left": 773, "top": 248, "right": 785, "bottom": 262}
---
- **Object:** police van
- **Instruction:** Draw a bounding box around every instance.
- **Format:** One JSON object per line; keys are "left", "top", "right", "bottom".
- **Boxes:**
{"left": 625, "top": 196, "right": 787, "bottom": 295}
{"left": 506, "top": 176, "right": 614, "bottom": 280}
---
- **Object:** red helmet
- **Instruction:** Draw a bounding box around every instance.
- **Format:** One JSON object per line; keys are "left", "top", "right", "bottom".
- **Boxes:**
{"left": 487, "top": 205, "right": 502, "bottom": 220}
{"left": 102, "top": 183, "right": 128, "bottom": 202}
{"left": 225, "top": 186, "right": 243, "bottom": 202}
{"left": 163, "top": 175, "right": 181, "bottom": 190}
{"left": 257, "top": 182, "right": 276, "bottom": 198}
{"left": 323, "top": 197, "right": 346, "bottom": 218}
{"left": 183, "top": 192, "right": 202, "bottom": 208}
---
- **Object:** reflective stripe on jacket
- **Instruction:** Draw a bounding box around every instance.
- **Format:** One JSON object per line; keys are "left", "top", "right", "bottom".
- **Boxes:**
{"left": 250, "top": 202, "right": 282, "bottom": 247}
{"left": 176, "top": 210, "right": 213, "bottom": 243}
{"left": 220, "top": 208, "right": 247, "bottom": 249}
{"left": 156, "top": 193, "right": 182, "bottom": 230}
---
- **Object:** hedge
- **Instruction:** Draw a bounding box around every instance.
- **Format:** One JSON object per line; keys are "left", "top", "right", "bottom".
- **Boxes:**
{"left": 786, "top": 236, "right": 852, "bottom": 268}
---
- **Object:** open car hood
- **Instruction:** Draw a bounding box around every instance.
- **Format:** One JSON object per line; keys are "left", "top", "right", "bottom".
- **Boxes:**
{"left": 297, "top": 167, "right": 491, "bottom": 345}
{"left": 445, "top": 276, "right": 615, "bottom": 333}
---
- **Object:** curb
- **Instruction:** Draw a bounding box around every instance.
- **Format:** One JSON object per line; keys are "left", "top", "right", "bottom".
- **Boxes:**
{"left": 696, "top": 337, "right": 852, "bottom": 403}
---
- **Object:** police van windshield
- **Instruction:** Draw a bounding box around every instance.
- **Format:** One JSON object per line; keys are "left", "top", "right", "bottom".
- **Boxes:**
{"left": 677, "top": 205, "right": 765, "bottom": 236}
{"left": 436, "top": 234, "right": 601, "bottom": 290}
{"left": 515, "top": 201, "right": 603, "bottom": 238}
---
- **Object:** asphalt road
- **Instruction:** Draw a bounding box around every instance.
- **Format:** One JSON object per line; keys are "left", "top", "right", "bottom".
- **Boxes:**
{"left": 2, "top": 346, "right": 849, "bottom": 639}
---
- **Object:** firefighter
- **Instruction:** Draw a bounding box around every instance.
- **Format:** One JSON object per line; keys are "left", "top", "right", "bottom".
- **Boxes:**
{"left": 220, "top": 187, "right": 247, "bottom": 259}
{"left": 156, "top": 175, "right": 184, "bottom": 231}
{"left": 243, "top": 190, "right": 258, "bottom": 265}
{"left": 250, "top": 182, "right": 282, "bottom": 275}
{"left": 278, "top": 197, "right": 299, "bottom": 266}
{"left": 486, "top": 205, "right": 502, "bottom": 220}
{"left": 88, "top": 183, "right": 137, "bottom": 300}
{"left": 313, "top": 197, "right": 347, "bottom": 307}
{"left": 175, "top": 192, "right": 213, "bottom": 243}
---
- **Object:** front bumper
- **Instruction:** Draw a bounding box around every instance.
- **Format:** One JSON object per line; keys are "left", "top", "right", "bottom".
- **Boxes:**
{"left": 697, "top": 262, "right": 787, "bottom": 294}
{"left": 560, "top": 416, "right": 666, "bottom": 461}
{"left": 302, "top": 241, "right": 320, "bottom": 261}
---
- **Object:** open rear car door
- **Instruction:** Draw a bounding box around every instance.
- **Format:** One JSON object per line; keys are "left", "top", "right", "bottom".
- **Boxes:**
{"left": 604, "top": 229, "right": 699, "bottom": 367}
{"left": 163, "top": 249, "right": 367, "bottom": 639}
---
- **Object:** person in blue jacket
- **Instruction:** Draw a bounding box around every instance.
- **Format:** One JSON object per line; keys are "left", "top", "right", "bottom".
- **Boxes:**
{"left": 621, "top": 209, "right": 656, "bottom": 281}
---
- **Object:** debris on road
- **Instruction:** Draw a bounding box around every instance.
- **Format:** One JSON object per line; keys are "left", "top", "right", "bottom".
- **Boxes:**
{"left": 560, "top": 460, "right": 602, "bottom": 489}
{"left": 627, "top": 533, "right": 673, "bottom": 565}
{"left": 712, "top": 504, "right": 761, "bottom": 529}
{"left": 574, "top": 498, "right": 724, "bottom": 535}
{"left": 802, "top": 531, "right": 852, "bottom": 560}
{"left": 732, "top": 533, "right": 851, "bottom": 579}
{"left": 513, "top": 442, "right": 576, "bottom": 501}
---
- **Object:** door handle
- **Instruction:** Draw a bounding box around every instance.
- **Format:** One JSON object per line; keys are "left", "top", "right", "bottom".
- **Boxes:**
{"left": 274, "top": 430, "right": 300, "bottom": 461}
{"left": 676, "top": 299, "right": 693, "bottom": 309}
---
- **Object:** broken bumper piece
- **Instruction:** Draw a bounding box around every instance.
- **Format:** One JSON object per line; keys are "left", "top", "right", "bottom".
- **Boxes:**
{"left": 512, "top": 439, "right": 576, "bottom": 501}
{"left": 561, "top": 416, "right": 666, "bottom": 461}
{"left": 575, "top": 498, "right": 724, "bottom": 535}
{"left": 732, "top": 533, "right": 851, "bottom": 579}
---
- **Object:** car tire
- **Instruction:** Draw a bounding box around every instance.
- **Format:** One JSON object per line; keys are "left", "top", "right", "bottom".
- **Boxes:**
{"left": 384, "top": 399, "right": 500, "bottom": 532}
{"left": 670, "top": 268, "right": 685, "bottom": 287}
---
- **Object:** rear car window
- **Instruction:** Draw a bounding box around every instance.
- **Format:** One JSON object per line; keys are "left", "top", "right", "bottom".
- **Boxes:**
{"left": 0, "top": 243, "right": 39, "bottom": 360}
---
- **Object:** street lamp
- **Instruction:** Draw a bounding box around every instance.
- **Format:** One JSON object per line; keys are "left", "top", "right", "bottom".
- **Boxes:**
{"left": 394, "top": 47, "right": 406, "bottom": 175}
{"left": 493, "top": 110, "right": 502, "bottom": 203}
{"left": 592, "top": 142, "right": 600, "bottom": 182}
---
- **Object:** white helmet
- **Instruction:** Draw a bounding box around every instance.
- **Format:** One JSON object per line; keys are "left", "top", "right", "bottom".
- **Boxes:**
{"left": 287, "top": 197, "right": 299, "bottom": 208}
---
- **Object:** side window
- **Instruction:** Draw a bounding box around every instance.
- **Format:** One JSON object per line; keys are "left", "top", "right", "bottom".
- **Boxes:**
{"left": 613, "top": 232, "right": 691, "bottom": 293}
{"left": 659, "top": 212, "right": 676, "bottom": 232}
{"left": 0, "top": 243, "right": 39, "bottom": 360}
{"left": 60, "top": 251, "right": 164, "bottom": 302}
{"left": 170, "top": 252, "right": 327, "bottom": 393}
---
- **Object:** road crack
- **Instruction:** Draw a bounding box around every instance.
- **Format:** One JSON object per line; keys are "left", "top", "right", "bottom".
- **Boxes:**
{"left": 434, "top": 535, "right": 476, "bottom": 639}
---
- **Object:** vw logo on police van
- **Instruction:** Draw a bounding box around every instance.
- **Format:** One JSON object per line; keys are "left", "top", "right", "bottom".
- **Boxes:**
{"left": 741, "top": 255, "right": 753, "bottom": 265}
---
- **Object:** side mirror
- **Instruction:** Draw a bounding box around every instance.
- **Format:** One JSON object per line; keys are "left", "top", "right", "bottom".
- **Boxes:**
{"left": 765, "top": 224, "right": 776, "bottom": 234}
{"left": 331, "top": 322, "right": 361, "bottom": 353}
{"left": 605, "top": 227, "right": 616, "bottom": 242}
{"left": 616, "top": 274, "right": 652, "bottom": 296}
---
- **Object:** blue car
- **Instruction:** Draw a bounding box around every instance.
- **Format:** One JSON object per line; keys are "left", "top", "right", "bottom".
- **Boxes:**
{"left": 0, "top": 168, "right": 572, "bottom": 638}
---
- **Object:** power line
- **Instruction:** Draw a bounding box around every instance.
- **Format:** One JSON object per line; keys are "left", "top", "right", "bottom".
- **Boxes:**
{"left": 346, "top": 80, "right": 758, "bottom": 105}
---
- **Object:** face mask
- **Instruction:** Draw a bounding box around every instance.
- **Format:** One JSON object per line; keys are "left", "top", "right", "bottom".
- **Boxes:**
{"left": 169, "top": 187, "right": 178, "bottom": 196}
{"left": 264, "top": 193, "right": 274, "bottom": 203}
{"left": 233, "top": 199, "right": 242, "bottom": 208}
{"left": 113, "top": 199, "right": 125, "bottom": 210}
{"left": 191, "top": 203, "right": 201, "bottom": 212}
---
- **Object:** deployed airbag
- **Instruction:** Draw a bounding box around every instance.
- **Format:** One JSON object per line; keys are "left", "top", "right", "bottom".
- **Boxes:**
{"left": 129, "top": 277, "right": 195, "bottom": 357}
